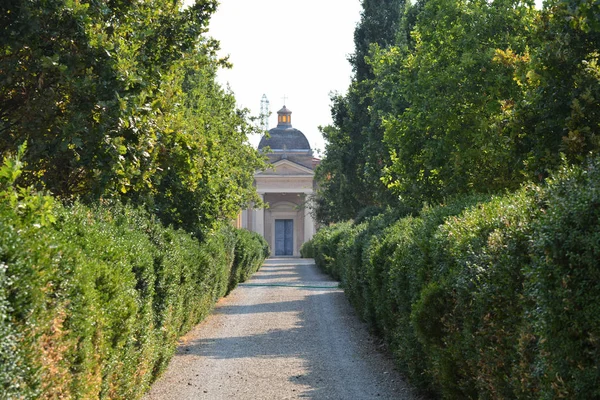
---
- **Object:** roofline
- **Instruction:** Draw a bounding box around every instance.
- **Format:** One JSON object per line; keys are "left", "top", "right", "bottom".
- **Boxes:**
{"left": 254, "top": 158, "right": 316, "bottom": 176}
{"left": 265, "top": 149, "right": 312, "bottom": 153}
{"left": 255, "top": 174, "right": 314, "bottom": 178}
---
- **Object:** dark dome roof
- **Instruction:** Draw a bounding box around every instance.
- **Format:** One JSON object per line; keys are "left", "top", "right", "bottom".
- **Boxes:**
{"left": 258, "top": 104, "right": 311, "bottom": 152}
{"left": 277, "top": 105, "right": 291, "bottom": 115}
{"left": 258, "top": 127, "right": 311, "bottom": 151}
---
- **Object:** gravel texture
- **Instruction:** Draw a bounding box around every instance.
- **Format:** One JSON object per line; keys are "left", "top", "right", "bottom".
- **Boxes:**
{"left": 143, "top": 258, "right": 423, "bottom": 400}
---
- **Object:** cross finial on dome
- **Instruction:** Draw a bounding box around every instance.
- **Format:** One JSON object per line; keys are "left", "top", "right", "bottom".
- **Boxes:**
{"left": 282, "top": 94, "right": 288, "bottom": 105}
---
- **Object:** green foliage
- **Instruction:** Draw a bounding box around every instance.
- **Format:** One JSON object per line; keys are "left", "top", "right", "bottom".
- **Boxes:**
{"left": 412, "top": 189, "right": 539, "bottom": 397}
{"left": 0, "top": 144, "right": 55, "bottom": 398}
{"left": 378, "top": 0, "right": 536, "bottom": 205}
{"left": 299, "top": 239, "right": 315, "bottom": 259}
{"left": 145, "top": 55, "right": 266, "bottom": 236}
{"left": 311, "top": 0, "right": 600, "bottom": 397}
{"left": 0, "top": 2, "right": 268, "bottom": 398}
{"left": 227, "top": 228, "right": 269, "bottom": 294}
{"left": 311, "top": 221, "right": 354, "bottom": 281}
{"left": 0, "top": 257, "right": 26, "bottom": 399}
{"left": 314, "top": 0, "right": 406, "bottom": 224}
{"left": 351, "top": 0, "right": 405, "bottom": 81}
{"left": 0, "top": 0, "right": 265, "bottom": 237}
{"left": 353, "top": 205, "right": 386, "bottom": 225}
{"left": 317, "top": 0, "right": 599, "bottom": 213}
{"left": 528, "top": 159, "right": 600, "bottom": 399}
{"left": 306, "top": 159, "right": 600, "bottom": 398}
{"left": 0, "top": 152, "right": 268, "bottom": 399}
{"left": 506, "top": 0, "right": 600, "bottom": 179}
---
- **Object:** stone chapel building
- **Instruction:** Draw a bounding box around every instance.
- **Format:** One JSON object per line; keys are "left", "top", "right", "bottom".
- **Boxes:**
{"left": 239, "top": 105, "right": 319, "bottom": 257}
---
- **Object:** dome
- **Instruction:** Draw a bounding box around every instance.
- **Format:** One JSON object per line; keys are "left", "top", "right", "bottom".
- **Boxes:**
{"left": 258, "top": 127, "right": 311, "bottom": 151}
{"left": 258, "top": 106, "right": 311, "bottom": 152}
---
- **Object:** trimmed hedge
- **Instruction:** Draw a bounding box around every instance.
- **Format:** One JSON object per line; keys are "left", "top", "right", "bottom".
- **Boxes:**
{"left": 228, "top": 228, "right": 269, "bottom": 294}
{"left": 0, "top": 155, "right": 269, "bottom": 399}
{"left": 308, "top": 159, "right": 600, "bottom": 399}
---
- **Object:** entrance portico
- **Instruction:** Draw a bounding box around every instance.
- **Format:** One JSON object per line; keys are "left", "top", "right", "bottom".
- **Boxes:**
{"left": 245, "top": 160, "right": 316, "bottom": 257}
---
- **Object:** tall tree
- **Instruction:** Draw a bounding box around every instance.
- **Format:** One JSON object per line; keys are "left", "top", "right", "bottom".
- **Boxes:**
{"left": 1, "top": 0, "right": 213, "bottom": 197}
{"left": 317, "top": 0, "right": 599, "bottom": 221}
{"left": 506, "top": 0, "right": 600, "bottom": 180}
{"left": 377, "top": 0, "right": 536, "bottom": 205}
{"left": 0, "top": 0, "right": 266, "bottom": 236}
{"left": 315, "top": 0, "right": 405, "bottom": 224}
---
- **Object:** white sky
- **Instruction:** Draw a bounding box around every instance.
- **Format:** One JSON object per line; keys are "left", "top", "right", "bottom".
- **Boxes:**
{"left": 205, "top": 0, "right": 363, "bottom": 155}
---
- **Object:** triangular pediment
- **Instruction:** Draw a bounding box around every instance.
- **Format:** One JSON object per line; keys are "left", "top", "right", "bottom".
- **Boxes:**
{"left": 256, "top": 159, "right": 315, "bottom": 177}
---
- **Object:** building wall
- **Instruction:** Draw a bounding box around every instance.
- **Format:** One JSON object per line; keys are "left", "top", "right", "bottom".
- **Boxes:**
{"left": 255, "top": 177, "right": 314, "bottom": 193}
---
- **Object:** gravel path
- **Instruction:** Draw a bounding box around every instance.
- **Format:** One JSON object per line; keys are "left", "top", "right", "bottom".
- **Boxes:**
{"left": 143, "top": 258, "right": 422, "bottom": 400}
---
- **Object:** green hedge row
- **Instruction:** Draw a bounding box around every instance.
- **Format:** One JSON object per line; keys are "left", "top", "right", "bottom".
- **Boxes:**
{"left": 228, "top": 228, "right": 270, "bottom": 294}
{"left": 0, "top": 155, "right": 268, "bottom": 399}
{"left": 305, "top": 159, "right": 600, "bottom": 399}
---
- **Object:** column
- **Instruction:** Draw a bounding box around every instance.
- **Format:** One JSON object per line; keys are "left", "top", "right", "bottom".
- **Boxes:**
{"left": 241, "top": 209, "right": 248, "bottom": 229}
{"left": 303, "top": 192, "right": 315, "bottom": 243}
{"left": 247, "top": 205, "right": 254, "bottom": 232}
{"left": 255, "top": 193, "right": 265, "bottom": 237}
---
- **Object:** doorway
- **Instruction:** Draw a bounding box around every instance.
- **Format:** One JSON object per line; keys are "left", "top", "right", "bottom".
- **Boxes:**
{"left": 275, "top": 219, "right": 294, "bottom": 256}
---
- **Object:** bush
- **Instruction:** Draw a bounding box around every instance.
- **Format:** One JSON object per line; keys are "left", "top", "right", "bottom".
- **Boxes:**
{"left": 528, "top": 160, "right": 600, "bottom": 399}
{"left": 307, "top": 162, "right": 600, "bottom": 399}
{"left": 353, "top": 206, "right": 386, "bottom": 225}
{"left": 311, "top": 221, "right": 353, "bottom": 280}
{"left": 0, "top": 151, "right": 269, "bottom": 399}
{"left": 0, "top": 146, "right": 63, "bottom": 398}
{"left": 344, "top": 212, "right": 397, "bottom": 327}
{"left": 412, "top": 189, "right": 538, "bottom": 397}
{"left": 228, "top": 228, "right": 269, "bottom": 294}
{"left": 299, "top": 239, "right": 315, "bottom": 258}
{"left": 370, "top": 196, "right": 488, "bottom": 393}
